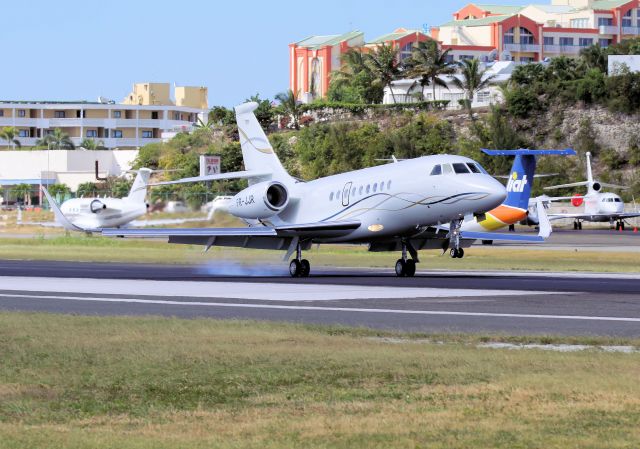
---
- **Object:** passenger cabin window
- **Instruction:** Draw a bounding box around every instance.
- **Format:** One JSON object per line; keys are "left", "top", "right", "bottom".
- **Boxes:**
{"left": 373, "top": 183, "right": 378, "bottom": 192}
{"left": 387, "top": 180, "right": 391, "bottom": 190}
{"left": 359, "top": 186, "right": 363, "bottom": 195}
{"left": 430, "top": 165, "right": 442, "bottom": 176}
{"left": 453, "top": 163, "right": 470, "bottom": 174}
{"left": 330, "top": 192, "right": 334, "bottom": 201}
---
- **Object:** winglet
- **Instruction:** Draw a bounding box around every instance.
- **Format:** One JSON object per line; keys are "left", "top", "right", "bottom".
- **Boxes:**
{"left": 535, "top": 198, "right": 552, "bottom": 238}
{"left": 41, "top": 187, "right": 87, "bottom": 233}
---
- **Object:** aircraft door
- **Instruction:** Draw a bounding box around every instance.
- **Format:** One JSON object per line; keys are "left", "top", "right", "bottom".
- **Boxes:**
{"left": 342, "top": 182, "right": 353, "bottom": 207}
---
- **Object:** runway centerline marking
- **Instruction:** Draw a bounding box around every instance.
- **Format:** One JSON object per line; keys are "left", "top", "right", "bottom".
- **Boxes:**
{"left": 1, "top": 292, "right": 638, "bottom": 323}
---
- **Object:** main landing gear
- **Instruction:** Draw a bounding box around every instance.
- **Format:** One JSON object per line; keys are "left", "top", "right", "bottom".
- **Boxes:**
{"left": 573, "top": 220, "right": 583, "bottom": 230}
{"left": 289, "top": 241, "right": 310, "bottom": 278}
{"left": 395, "top": 240, "right": 418, "bottom": 277}
{"left": 615, "top": 220, "right": 625, "bottom": 231}
{"left": 448, "top": 218, "right": 465, "bottom": 259}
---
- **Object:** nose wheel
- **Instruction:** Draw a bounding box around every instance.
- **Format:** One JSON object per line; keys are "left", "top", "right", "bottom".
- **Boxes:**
{"left": 448, "top": 218, "right": 465, "bottom": 258}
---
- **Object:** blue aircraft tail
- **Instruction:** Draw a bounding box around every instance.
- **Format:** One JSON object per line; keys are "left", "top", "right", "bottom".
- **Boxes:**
{"left": 482, "top": 149, "right": 576, "bottom": 211}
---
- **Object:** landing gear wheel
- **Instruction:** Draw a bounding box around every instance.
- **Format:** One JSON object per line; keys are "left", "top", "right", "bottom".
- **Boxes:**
{"left": 573, "top": 221, "right": 578, "bottom": 230}
{"left": 578, "top": 222, "right": 582, "bottom": 230}
{"left": 450, "top": 248, "right": 457, "bottom": 258}
{"left": 300, "top": 259, "right": 310, "bottom": 277}
{"left": 289, "top": 259, "right": 302, "bottom": 278}
{"left": 457, "top": 248, "right": 465, "bottom": 259}
{"left": 405, "top": 259, "right": 416, "bottom": 277}
{"left": 395, "top": 259, "right": 406, "bottom": 277}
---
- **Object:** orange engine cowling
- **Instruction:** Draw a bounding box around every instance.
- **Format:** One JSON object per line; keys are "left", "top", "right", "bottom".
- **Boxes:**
{"left": 571, "top": 194, "right": 584, "bottom": 207}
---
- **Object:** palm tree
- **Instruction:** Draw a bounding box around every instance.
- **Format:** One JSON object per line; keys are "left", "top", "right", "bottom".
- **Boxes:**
{"left": 79, "top": 138, "right": 105, "bottom": 150}
{"left": 0, "top": 127, "right": 21, "bottom": 150}
{"left": 451, "top": 58, "right": 497, "bottom": 118}
{"left": 365, "top": 43, "right": 401, "bottom": 103}
{"left": 36, "top": 128, "right": 75, "bottom": 150}
{"left": 275, "top": 90, "right": 302, "bottom": 130}
{"left": 11, "top": 183, "right": 32, "bottom": 206}
{"left": 404, "top": 41, "right": 456, "bottom": 102}
{"left": 580, "top": 43, "right": 608, "bottom": 72}
{"left": 47, "top": 183, "right": 71, "bottom": 201}
{"left": 76, "top": 182, "right": 98, "bottom": 197}
{"left": 332, "top": 48, "right": 370, "bottom": 88}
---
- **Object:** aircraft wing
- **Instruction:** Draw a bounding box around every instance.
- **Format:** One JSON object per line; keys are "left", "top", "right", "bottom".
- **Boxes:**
{"left": 101, "top": 220, "right": 361, "bottom": 249}
{"left": 146, "top": 170, "right": 270, "bottom": 188}
{"left": 548, "top": 212, "right": 640, "bottom": 220}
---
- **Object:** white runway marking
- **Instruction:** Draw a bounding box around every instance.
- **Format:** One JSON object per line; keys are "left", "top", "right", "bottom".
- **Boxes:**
{"left": 0, "top": 277, "right": 559, "bottom": 302}
{"left": 0, "top": 292, "right": 638, "bottom": 323}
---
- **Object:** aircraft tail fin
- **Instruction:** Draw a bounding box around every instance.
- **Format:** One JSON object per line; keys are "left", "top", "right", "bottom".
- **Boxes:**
{"left": 235, "top": 102, "right": 290, "bottom": 184}
{"left": 126, "top": 168, "right": 152, "bottom": 203}
{"left": 41, "top": 187, "right": 87, "bottom": 232}
{"left": 586, "top": 151, "right": 594, "bottom": 185}
{"left": 483, "top": 149, "right": 576, "bottom": 211}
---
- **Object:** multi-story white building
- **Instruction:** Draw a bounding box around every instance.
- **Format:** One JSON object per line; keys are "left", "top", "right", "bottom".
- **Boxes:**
{"left": 0, "top": 82, "right": 208, "bottom": 150}
{"left": 433, "top": 0, "right": 640, "bottom": 63}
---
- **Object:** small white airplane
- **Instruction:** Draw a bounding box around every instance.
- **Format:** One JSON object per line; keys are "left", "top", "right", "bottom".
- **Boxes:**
{"left": 102, "top": 102, "right": 550, "bottom": 278}
{"left": 536, "top": 151, "right": 640, "bottom": 230}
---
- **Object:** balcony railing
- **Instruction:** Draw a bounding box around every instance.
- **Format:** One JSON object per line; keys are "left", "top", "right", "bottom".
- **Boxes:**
{"left": 544, "top": 45, "right": 581, "bottom": 54}
{"left": 622, "top": 26, "right": 640, "bottom": 35}
{"left": 599, "top": 25, "right": 619, "bottom": 35}
{"left": 504, "top": 43, "right": 541, "bottom": 53}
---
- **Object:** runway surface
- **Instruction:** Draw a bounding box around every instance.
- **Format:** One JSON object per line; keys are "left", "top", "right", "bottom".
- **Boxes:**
{"left": 1, "top": 259, "right": 639, "bottom": 337}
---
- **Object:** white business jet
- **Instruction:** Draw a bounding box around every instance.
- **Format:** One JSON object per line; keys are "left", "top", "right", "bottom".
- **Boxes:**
{"left": 540, "top": 151, "right": 640, "bottom": 230}
{"left": 102, "top": 102, "right": 548, "bottom": 278}
{"left": 41, "top": 169, "right": 154, "bottom": 232}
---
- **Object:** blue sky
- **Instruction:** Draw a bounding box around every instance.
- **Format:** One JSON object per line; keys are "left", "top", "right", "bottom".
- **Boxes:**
{"left": 0, "top": 0, "right": 530, "bottom": 107}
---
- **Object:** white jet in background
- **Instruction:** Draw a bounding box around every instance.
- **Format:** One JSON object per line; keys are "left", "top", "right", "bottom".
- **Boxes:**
{"left": 102, "top": 102, "right": 551, "bottom": 278}
{"left": 533, "top": 152, "right": 640, "bottom": 230}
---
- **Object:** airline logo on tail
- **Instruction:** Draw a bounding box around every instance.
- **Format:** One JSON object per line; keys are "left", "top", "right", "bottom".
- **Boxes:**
{"left": 506, "top": 172, "right": 528, "bottom": 193}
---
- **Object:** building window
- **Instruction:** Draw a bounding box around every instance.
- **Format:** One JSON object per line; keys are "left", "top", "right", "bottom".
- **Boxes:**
{"left": 598, "top": 17, "right": 613, "bottom": 26}
{"left": 173, "top": 112, "right": 180, "bottom": 120}
{"left": 519, "top": 27, "right": 534, "bottom": 44}
{"left": 544, "top": 36, "right": 554, "bottom": 46}
{"left": 504, "top": 28, "right": 515, "bottom": 44}
{"left": 599, "top": 38, "right": 612, "bottom": 47}
{"left": 142, "top": 130, "right": 153, "bottom": 138}
{"left": 459, "top": 55, "right": 473, "bottom": 60}
{"left": 400, "top": 42, "right": 413, "bottom": 61}
{"left": 113, "top": 110, "right": 121, "bottom": 118}
{"left": 18, "top": 129, "right": 29, "bottom": 137}
{"left": 623, "top": 9, "right": 632, "bottom": 27}
{"left": 151, "top": 111, "right": 159, "bottom": 119}
{"left": 519, "top": 57, "right": 535, "bottom": 63}
{"left": 560, "top": 37, "right": 574, "bottom": 46}
{"left": 112, "top": 130, "right": 123, "bottom": 138}
{"left": 54, "top": 111, "right": 65, "bottom": 118}
{"left": 17, "top": 110, "right": 26, "bottom": 117}
{"left": 570, "top": 18, "right": 589, "bottom": 28}
{"left": 579, "top": 38, "right": 593, "bottom": 47}
{"left": 0, "top": 110, "right": 3, "bottom": 117}
{"left": 86, "top": 130, "right": 97, "bottom": 138}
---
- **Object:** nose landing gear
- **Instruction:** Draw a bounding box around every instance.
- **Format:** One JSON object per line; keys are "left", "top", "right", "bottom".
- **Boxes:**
{"left": 448, "top": 218, "right": 465, "bottom": 259}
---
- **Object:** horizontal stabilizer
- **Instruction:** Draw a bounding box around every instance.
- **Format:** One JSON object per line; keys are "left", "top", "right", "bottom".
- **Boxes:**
{"left": 147, "top": 170, "right": 270, "bottom": 188}
{"left": 544, "top": 181, "right": 590, "bottom": 191}
{"left": 600, "top": 182, "right": 630, "bottom": 190}
{"left": 482, "top": 148, "right": 576, "bottom": 156}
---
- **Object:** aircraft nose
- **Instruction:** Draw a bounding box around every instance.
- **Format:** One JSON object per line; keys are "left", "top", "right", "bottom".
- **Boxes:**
{"left": 483, "top": 177, "right": 507, "bottom": 210}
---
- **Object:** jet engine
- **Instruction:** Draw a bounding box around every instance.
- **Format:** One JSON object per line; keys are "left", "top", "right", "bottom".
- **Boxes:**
{"left": 227, "top": 181, "right": 289, "bottom": 219}
{"left": 90, "top": 199, "right": 107, "bottom": 213}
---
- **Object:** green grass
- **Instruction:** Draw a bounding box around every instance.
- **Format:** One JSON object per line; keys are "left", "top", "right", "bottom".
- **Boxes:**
{"left": 0, "top": 313, "right": 638, "bottom": 448}
{"left": 1, "top": 234, "right": 640, "bottom": 272}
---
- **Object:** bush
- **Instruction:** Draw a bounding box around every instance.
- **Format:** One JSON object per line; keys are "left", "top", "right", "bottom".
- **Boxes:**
{"left": 506, "top": 88, "right": 540, "bottom": 118}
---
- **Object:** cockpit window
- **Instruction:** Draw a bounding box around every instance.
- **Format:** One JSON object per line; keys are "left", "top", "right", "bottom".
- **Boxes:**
{"left": 442, "top": 164, "right": 453, "bottom": 174}
{"left": 466, "top": 163, "right": 480, "bottom": 173}
{"left": 615, "top": 198, "right": 622, "bottom": 202}
{"left": 430, "top": 165, "right": 442, "bottom": 176}
{"left": 453, "top": 163, "right": 470, "bottom": 174}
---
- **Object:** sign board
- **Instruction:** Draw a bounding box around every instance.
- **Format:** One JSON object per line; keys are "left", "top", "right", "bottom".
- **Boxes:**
{"left": 199, "top": 155, "right": 221, "bottom": 177}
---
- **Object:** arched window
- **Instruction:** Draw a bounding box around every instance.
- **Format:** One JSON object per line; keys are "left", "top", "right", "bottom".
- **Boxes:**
{"left": 519, "top": 27, "right": 534, "bottom": 45}
{"left": 310, "top": 58, "right": 321, "bottom": 98}
{"left": 400, "top": 42, "right": 413, "bottom": 61}
{"left": 623, "top": 9, "right": 632, "bottom": 27}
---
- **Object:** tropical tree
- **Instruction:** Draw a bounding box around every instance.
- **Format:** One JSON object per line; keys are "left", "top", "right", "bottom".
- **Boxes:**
{"left": 580, "top": 43, "right": 608, "bottom": 73}
{"left": 36, "top": 128, "right": 75, "bottom": 150}
{"left": 11, "top": 183, "right": 32, "bottom": 205}
{"left": 365, "top": 43, "right": 401, "bottom": 103}
{"left": 452, "top": 58, "right": 497, "bottom": 118}
{"left": 275, "top": 90, "right": 302, "bottom": 130}
{"left": 79, "top": 138, "right": 105, "bottom": 150}
{"left": 404, "top": 40, "right": 455, "bottom": 101}
{"left": 76, "top": 182, "right": 98, "bottom": 197}
{"left": 47, "top": 183, "right": 71, "bottom": 200}
{"left": 246, "top": 94, "right": 275, "bottom": 131}
{"left": 0, "top": 126, "right": 21, "bottom": 150}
